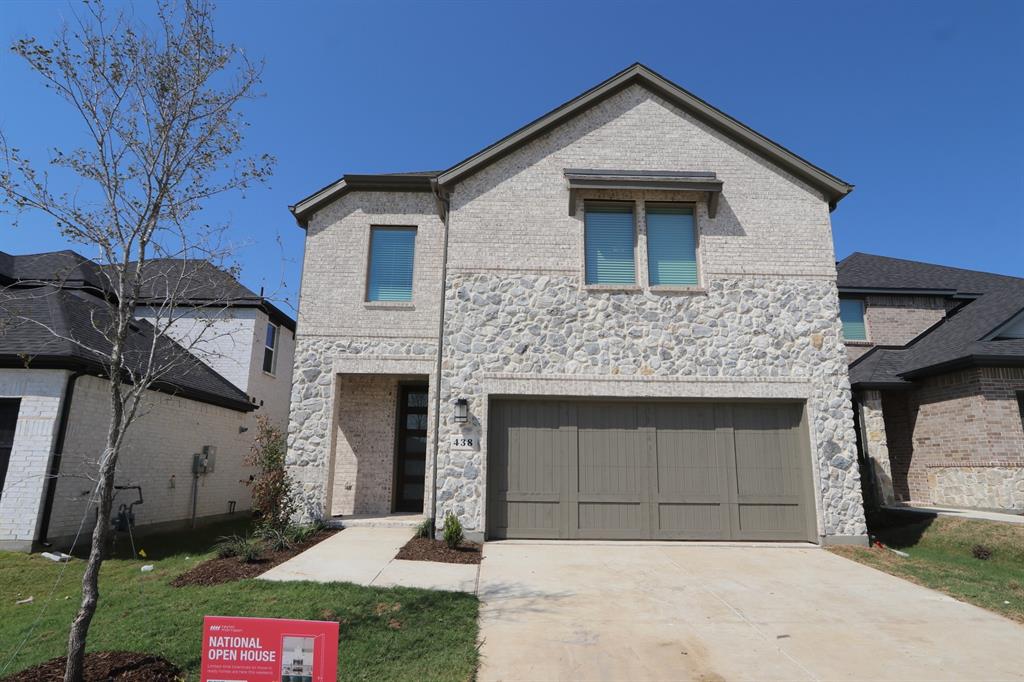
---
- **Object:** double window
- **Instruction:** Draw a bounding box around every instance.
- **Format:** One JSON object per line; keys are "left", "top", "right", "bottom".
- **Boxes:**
{"left": 583, "top": 202, "right": 698, "bottom": 287}
{"left": 367, "top": 226, "right": 416, "bottom": 302}
{"left": 839, "top": 299, "right": 867, "bottom": 341}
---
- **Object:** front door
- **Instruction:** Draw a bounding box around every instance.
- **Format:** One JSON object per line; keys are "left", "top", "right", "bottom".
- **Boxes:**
{"left": 394, "top": 385, "right": 428, "bottom": 512}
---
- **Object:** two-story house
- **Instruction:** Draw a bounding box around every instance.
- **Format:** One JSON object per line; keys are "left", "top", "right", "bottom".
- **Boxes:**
{"left": 286, "top": 64, "right": 868, "bottom": 545}
{"left": 0, "top": 249, "right": 295, "bottom": 550}
{"left": 839, "top": 252, "right": 1024, "bottom": 511}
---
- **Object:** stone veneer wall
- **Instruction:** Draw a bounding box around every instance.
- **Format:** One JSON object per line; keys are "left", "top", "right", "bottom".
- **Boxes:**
{"left": 435, "top": 274, "right": 866, "bottom": 538}
{"left": 929, "top": 466, "right": 1024, "bottom": 511}
{"left": 858, "top": 390, "right": 895, "bottom": 505}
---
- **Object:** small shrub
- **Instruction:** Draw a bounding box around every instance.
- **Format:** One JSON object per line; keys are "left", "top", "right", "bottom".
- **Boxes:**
{"left": 214, "top": 534, "right": 263, "bottom": 563}
{"left": 415, "top": 517, "right": 435, "bottom": 539}
{"left": 285, "top": 523, "right": 319, "bottom": 545}
{"left": 972, "top": 544, "right": 993, "bottom": 560}
{"left": 443, "top": 512, "right": 463, "bottom": 549}
{"left": 257, "top": 527, "right": 292, "bottom": 552}
{"left": 245, "top": 416, "right": 296, "bottom": 532}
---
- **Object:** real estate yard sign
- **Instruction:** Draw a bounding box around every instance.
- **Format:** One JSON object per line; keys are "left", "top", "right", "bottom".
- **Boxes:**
{"left": 200, "top": 615, "right": 339, "bottom": 682}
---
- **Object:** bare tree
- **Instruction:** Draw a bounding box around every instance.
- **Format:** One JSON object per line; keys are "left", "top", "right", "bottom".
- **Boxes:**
{"left": 0, "top": 1, "right": 273, "bottom": 679}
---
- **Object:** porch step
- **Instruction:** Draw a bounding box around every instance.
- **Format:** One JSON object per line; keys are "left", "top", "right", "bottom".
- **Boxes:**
{"left": 329, "top": 513, "right": 426, "bottom": 530}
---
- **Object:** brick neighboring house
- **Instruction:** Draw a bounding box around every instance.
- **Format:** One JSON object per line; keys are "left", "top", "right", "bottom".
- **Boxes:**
{"left": 839, "top": 252, "right": 1024, "bottom": 511}
{"left": 0, "top": 249, "right": 296, "bottom": 551}
{"left": 286, "top": 63, "right": 868, "bottom": 545}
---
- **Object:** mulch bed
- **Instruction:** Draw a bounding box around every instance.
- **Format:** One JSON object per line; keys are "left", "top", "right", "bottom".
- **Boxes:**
{"left": 170, "top": 528, "right": 338, "bottom": 587}
{"left": 4, "top": 651, "right": 181, "bottom": 681}
{"left": 395, "top": 536, "right": 482, "bottom": 565}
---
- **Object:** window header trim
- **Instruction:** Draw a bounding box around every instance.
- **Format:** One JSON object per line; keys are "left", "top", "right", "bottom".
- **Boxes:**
{"left": 566, "top": 169, "right": 722, "bottom": 218}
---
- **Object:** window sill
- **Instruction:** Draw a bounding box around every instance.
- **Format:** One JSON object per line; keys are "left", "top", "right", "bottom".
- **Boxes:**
{"left": 649, "top": 285, "right": 706, "bottom": 295}
{"left": 583, "top": 284, "right": 643, "bottom": 293}
{"left": 364, "top": 301, "right": 416, "bottom": 310}
{"left": 262, "top": 371, "right": 276, "bottom": 378}
{"left": 843, "top": 339, "right": 872, "bottom": 346}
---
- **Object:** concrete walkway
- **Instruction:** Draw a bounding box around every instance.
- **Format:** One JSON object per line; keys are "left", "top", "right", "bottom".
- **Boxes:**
{"left": 259, "top": 527, "right": 478, "bottom": 593}
{"left": 478, "top": 542, "right": 1024, "bottom": 681}
{"left": 886, "top": 504, "right": 1024, "bottom": 525}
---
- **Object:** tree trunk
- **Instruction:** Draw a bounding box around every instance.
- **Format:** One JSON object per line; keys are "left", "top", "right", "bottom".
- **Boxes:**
{"left": 64, "top": 395, "right": 123, "bottom": 682}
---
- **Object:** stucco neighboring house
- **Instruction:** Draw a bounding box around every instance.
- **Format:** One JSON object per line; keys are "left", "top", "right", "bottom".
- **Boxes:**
{"left": 286, "top": 63, "right": 868, "bottom": 545}
{"left": 0, "top": 249, "right": 296, "bottom": 551}
{"left": 839, "top": 252, "right": 1024, "bottom": 512}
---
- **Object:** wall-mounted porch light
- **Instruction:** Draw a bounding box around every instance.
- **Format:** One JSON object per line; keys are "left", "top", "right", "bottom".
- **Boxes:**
{"left": 453, "top": 398, "right": 469, "bottom": 424}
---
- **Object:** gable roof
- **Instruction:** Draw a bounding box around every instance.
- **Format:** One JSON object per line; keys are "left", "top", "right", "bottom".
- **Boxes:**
{"left": 839, "top": 253, "right": 1024, "bottom": 386}
{"left": 290, "top": 63, "right": 853, "bottom": 228}
{"left": 0, "top": 286, "right": 254, "bottom": 411}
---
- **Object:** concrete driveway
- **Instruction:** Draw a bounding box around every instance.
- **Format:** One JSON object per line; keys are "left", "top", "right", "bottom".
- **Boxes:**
{"left": 477, "top": 542, "right": 1024, "bottom": 681}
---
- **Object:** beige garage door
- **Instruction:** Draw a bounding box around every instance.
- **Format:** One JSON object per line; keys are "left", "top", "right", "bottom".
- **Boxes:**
{"left": 486, "top": 399, "right": 815, "bottom": 541}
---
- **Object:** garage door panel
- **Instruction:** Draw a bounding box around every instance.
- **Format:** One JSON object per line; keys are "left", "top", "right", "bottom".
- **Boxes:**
{"left": 488, "top": 399, "right": 813, "bottom": 542}
{"left": 656, "top": 503, "right": 726, "bottom": 538}
{"left": 577, "top": 402, "right": 646, "bottom": 496}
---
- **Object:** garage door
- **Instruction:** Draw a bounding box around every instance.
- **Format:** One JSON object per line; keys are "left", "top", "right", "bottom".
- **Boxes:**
{"left": 486, "top": 400, "right": 815, "bottom": 541}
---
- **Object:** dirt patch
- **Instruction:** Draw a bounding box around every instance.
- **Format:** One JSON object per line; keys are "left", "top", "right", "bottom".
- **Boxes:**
{"left": 170, "top": 528, "right": 338, "bottom": 587}
{"left": 395, "top": 536, "right": 481, "bottom": 564}
{"left": 3, "top": 651, "right": 181, "bottom": 681}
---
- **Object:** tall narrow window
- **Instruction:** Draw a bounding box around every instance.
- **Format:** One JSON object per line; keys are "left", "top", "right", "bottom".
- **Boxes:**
{"left": 263, "top": 322, "right": 278, "bottom": 374}
{"left": 839, "top": 299, "right": 867, "bottom": 340}
{"left": 646, "top": 205, "right": 697, "bottom": 286}
{"left": 367, "top": 227, "right": 416, "bottom": 302}
{"left": 584, "top": 203, "right": 635, "bottom": 285}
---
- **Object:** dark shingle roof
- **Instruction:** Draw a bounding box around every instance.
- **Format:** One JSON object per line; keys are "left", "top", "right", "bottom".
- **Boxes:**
{"left": 840, "top": 253, "right": 1024, "bottom": 386}
{"left": 0, "top": 286, "right": 253, "bottom": 411}
{"left": 0, "top": 250, "right": 294, "bottom": 331}
{"left": 0, "top": 249, "right": 106, "bottom": 290}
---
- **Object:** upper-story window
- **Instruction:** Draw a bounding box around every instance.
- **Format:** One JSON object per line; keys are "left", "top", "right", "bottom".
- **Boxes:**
{"left": 263, "top": 322, "right": 278, "bottom": 374}
{"left": 839, "top": 299, "right": 867, "bottom": 341}
{"left": 584, "top": 202, "right": 636, "bottom": 285}
{"left": 367, "top": 226, "right": 416, "bottom": 302}
{"left": 646, "top": 204, "right": 697, "bottom": 287}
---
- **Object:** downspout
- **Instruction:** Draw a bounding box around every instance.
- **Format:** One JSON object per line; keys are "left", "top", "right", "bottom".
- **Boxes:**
{"left": 429, "top": 180, "right": 451, "bottom": 536}
{"left": 37, "top": 370, "right": 84, "bottom": 546}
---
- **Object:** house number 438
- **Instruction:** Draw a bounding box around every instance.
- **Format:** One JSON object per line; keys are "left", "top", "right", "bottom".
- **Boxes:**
{"left": 450, "top": 435, "right": 478, "bottom": 451}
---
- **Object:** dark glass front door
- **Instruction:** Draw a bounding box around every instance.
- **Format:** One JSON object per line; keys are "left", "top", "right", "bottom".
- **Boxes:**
{"left": 395, "top": 385, "right": 428, "bottom": 512}
{"left": 0, "top": 399, "right": 20, "bottom": 501}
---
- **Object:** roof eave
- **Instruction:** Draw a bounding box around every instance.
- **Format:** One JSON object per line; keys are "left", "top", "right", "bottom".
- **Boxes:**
{"left": 290, "top": 175, "right": 434, "bottom": 229}
{"left": 899, "top": 354, "right": 1024, "bottom": 380}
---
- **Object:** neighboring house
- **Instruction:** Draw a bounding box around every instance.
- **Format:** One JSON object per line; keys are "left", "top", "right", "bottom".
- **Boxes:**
{"left": 286, "top": 63, "right": 868, "bottom": 545}
{"left": 0, "top": 249, "right": 296, "bottom": 551}
{"left": 838, "top": 252, "right": 1024, "bottom": 512}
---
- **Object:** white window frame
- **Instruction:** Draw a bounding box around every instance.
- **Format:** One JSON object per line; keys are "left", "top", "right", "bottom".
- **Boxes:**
{"left": 263, "top": 322, "right": 279, "bottom": 376}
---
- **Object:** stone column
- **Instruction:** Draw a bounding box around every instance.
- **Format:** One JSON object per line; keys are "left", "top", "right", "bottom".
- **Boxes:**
{"left": 859, "top": 390, "right": 895, "bottom": 506}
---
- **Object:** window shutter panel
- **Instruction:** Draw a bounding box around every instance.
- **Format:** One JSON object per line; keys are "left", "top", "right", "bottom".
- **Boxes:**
{"left": 839, "top": 299, "right": 867, "bottom": 340}
{"left": 585, "top": 204, "right": 636, "bottom": 285}
{"left": 368, "top": 228, "right": 416, "bottom": 301}
{"left": 646, "top": 206, "right": 697, "bottom": 286}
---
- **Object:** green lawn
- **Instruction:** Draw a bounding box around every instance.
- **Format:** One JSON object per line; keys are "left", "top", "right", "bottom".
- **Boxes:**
{"left": 0, "top": 518, "right": 479, "bottom": 681}
{"left": 831, "top": 511, "right": 1024, "bottom": 623}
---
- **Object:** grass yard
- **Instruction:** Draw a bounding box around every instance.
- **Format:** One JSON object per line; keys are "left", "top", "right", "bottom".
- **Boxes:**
{"left": 0, "top": 518, "right": 479, "bottom": 681}
{"left": 830, "top": 510, "right": 1024, "bottom": 623}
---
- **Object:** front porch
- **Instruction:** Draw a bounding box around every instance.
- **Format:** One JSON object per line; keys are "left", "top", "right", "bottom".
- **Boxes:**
{"left": 326, "top": 371, "right": 435, "bottom": 521}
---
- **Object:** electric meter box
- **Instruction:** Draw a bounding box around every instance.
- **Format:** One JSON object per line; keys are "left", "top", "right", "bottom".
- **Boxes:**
{"left": 192, "top": 446, "right": 217, "bottom": 474}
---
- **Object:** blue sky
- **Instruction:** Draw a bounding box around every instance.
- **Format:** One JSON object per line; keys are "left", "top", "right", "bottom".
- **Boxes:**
{"left": 1, "top": 0, "right": 1021, "bottom": 311}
